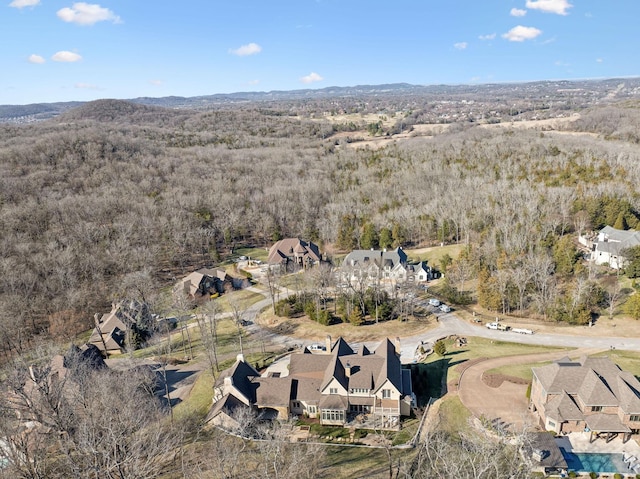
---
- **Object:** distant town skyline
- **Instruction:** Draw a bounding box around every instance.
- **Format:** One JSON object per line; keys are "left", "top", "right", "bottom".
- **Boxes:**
{"left": 2, "top": 0, "right": 638, "bottom": 105}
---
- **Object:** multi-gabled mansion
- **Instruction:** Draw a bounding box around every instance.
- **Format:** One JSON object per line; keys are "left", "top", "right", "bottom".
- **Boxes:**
{"left": 530, "top": 356, "right": 640, "bottom": 443}
{"left": 340, "top": 247, "right": 435, "bottom": 287}
{"left": 207, "top": 336, "right": 414, "bottom": 431}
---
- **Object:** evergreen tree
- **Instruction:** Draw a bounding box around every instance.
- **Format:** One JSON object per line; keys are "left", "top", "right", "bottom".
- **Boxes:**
{"left": 379, "top": 227, "right": 393, "bottom": 249}
{"left": 624, "top": 293, "right": 640, "bottom": 320}
{"left": 360, "top": 222, "right": 379, "bottom": 249}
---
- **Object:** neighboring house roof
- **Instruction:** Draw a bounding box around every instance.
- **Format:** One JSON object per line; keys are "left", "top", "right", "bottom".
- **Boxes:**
{"left": 267, "top": 238, "right": 322, "bottom": 265}
{"left": 596, "top": 226, "right": 640, "bottom": 254}
{"left": 87, "top": 300, "right": 151, "bottom": 354}
{"left": 343, "top": 247, "right": 408, "bottom": 270}
{"left": 198, "top": 267, "right": 227, "bottom": 281}
{"left": 533, "top": 356, "right": 640, "bottom": 415}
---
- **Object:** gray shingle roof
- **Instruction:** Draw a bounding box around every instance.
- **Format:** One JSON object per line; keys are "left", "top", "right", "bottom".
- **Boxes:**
{"left": 343, "top": 247, "right": 408, "bottom": 269}
{"left": 534, "top": 356, "right": 640, "bottom": 418}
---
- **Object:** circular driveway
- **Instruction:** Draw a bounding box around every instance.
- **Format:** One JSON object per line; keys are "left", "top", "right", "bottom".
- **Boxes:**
{"left": 456, "top": 348, "right": 604, "bottom": 432}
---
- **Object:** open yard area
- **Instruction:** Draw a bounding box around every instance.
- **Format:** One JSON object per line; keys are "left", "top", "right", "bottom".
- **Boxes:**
{"left": 257, "top": 311, "right": 435, "bottom": 344}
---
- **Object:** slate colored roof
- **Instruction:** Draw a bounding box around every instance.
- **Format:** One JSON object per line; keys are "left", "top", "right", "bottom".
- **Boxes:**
{"left": 343, "top": 247, "right": 408, "bottom": 269}
{"left": 215, "top": 358, "right": 260, "bottom": 403}
{"left": 267, "top": 238, "right": 321, "bottom": 265}
{"left": 596, "top": 226, "right": 640, "bottom": 254}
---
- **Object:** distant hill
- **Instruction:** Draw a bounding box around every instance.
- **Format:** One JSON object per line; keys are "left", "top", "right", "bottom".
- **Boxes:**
{"left": 2, "top": 78, "right": 639, "bottom": 123}
{"left": 57, "top": 98, "right": 178, "bottom": 124}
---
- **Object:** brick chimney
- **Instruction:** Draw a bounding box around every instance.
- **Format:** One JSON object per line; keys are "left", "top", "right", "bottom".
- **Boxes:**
{"left": 325, "top": 335, "right": 332, "bottom": 353}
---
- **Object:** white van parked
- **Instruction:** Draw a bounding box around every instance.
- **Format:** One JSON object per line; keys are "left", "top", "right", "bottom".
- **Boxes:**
{"left": 428, "top": 298, "right": 441, "bottom": 307}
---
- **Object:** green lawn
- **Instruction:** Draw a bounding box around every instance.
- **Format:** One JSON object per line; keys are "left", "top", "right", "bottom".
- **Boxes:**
{"left": 230, "top": 246, "right": 269, "bottom": 263}
{"left": 213, "top": 289, "right": 266, "bottom": 313}
{"left": 485, "top": 349, "right": 640, "bottom": 381}
{"left": 421, "top": 337, "right": 567, "bottom": 397}
{"left": 436, "top": 395, "right": 471, "bottom": 437}
{"left": 406, "top": 244, "right": 465, "bottom": 266}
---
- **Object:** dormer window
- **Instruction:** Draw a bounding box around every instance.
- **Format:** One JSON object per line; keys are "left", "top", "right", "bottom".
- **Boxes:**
{"left": 329, "top": 387, "right": 338, "bottom": 394}
{"left": 591, "top": 406, "right": 602, "bottom": 412}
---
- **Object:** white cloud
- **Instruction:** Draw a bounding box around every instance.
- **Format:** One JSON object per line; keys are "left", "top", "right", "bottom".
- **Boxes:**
{"left": 554, "top": 60, "right": 570, "bottom": 67}
{"left": 52, "top": 51, "right": 82, "bottom": 62}
{"left": 247, "top": 79, "right": 260, "bottom": 85}
{"left": 511, "top": 8, "right": 527, "bottom": 17}
{"left": 149, "top": 79, "right": 163, "bottom": 86}
{"left": 454, "top": 42, "right": 467, "bottom": 50}
{"left": 300, "top": 72, "right": 323, "bottom": 84}
{"left": 525, "top": 0, "right": 572, "bottom": 15}
{"left": 57, "top": 3, "right": 121, "bottom": 25}
{"left": 28, "top": 54, "right": 45, "bottom": 64}
{"left": 479, "top": 33, "right": 496, "bottom": 41}
{"left": 75, "top": 82, "right": 100, "bottom": 90}
{"left": 229, "top": 42, "right": 262, "bottom": 56}
{"left": 596, "top": 58, "right": 603, "bottom": 63}
{"left": 502, "top": 25, "right": 542, "bottom": 42}
{"left": 9, "top": 0, "right": 40, "bottom": 8}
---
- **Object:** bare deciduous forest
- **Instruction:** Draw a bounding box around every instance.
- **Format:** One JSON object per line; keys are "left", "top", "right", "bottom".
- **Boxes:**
{"left": 1, "top": 81, "right": 640, "bottom": 477}
{"left": 2, "top": 87, "right": 640, "bottom": 354}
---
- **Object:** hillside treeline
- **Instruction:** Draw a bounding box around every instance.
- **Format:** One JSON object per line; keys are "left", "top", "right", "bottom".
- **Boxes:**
{"left": 1, "top": 99, "right": 640, "bottom": 354}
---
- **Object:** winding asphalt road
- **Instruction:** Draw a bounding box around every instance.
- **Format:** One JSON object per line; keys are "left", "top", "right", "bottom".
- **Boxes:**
{"left": 240, "top": 289, "right": 640, "bottom": 363}
{"left": 396, "top": 310, "right": 640, "bottom": 364}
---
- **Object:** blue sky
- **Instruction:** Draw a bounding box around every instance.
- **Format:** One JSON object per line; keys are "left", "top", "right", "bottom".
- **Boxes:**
{"left": 2, "top": 0, "right": 639, "bottom": 105}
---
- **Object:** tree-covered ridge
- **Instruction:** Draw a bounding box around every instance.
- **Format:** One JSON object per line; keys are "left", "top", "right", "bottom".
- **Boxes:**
{"left": 1, "top": 98, "right": 640, "bottom": 352}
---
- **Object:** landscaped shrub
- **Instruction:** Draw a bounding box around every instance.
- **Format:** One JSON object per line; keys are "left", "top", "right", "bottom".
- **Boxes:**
{"left": 353, "top": 429, "right": 368, "bottom": 439}
{"left": 589, "top": 472, "right": 597, "bottom": 479}
{"left": 567, "top": 471, "right": 577, "bottom": 478}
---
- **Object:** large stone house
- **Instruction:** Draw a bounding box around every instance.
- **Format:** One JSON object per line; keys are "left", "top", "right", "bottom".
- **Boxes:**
{"left": 341, "top": 247, "right": 434, "bottom": 286}
{"left": 530, "top": 356, "right": 640, "bottom": 443}
{"left": 88, "top": 299, "right": 153, "bottom": 355}
{"left": 207, "top": 336, "right": 413, "bottom": 431}
{"left": 582, "top": 226, "right": 640, "bottom": 269}
{"left": 267, "top": 238, "right": 322, "bottom": 271}
{"left": 173, "top": 268, "right": 228, "bottom": 300}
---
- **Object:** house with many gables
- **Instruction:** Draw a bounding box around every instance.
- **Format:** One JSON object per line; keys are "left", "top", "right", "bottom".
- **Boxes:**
{"left": 206, "top": 336, "right": 413, "bottom": 431}
{"left": 581, "top": 225, "right": 640, "bottom": 269}
{"left": 341, "top": 246, "right": 435, "bottom": 286}
{"left": 267, "top": 238, "right": 323, "bottom": 271}
{"left": 530, "top": 356, "right": 640, "bottom": 443}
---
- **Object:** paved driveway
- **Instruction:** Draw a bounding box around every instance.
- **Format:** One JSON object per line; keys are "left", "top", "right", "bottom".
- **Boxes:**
{"left": 456, "top": 348, "right": 604, "bottom": 432}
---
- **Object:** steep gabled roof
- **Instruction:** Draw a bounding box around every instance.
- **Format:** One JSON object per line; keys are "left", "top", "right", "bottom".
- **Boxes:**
{"left": 534, "top": 356, "right": 640, "bottom": 413}
{"left": 267, "top": 238, "right": 321, "bottom": 264}
{"left": 343, "top": 247, "right": 408, "bottom": 270}
{"left": 578, "top": 369, "right": 618, "bottom": 406}
{"left": 373, "top": 338, "right": 403, "bottom": 393}
{"left": 215, "top": 358, "right": 260, "bottom": 404}
{"left": 545, "top": 391, "right": 584, "bottom": 422}
{"left": 617, "top": 375, "right": 640, "bottom": 414}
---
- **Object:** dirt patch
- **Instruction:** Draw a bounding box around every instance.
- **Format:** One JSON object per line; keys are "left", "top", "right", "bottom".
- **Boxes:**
{"left": 482, "top": 373, "right": 529, "bottom": 388}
